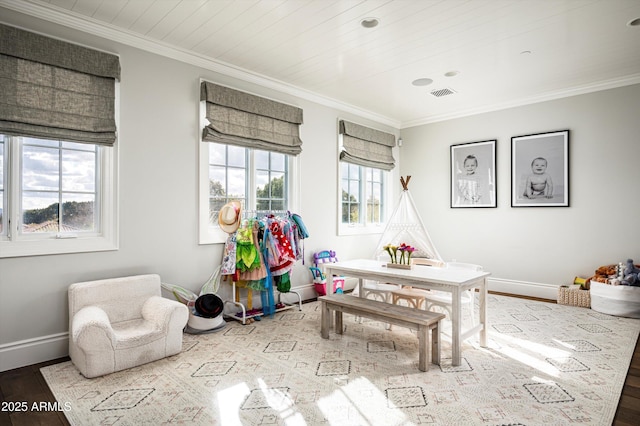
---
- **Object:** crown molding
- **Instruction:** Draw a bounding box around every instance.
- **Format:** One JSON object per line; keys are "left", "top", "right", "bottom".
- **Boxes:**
{"left": 401, "top": 73, "right": 640, "bottom": 128}
{"left": 0, "top": 0, "right": 401, "bottom": 129}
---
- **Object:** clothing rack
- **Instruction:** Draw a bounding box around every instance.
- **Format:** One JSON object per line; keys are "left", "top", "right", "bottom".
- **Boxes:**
{"left": 223, "top": 279, "right": 302, "bottom": 325}
{"left": 222, "top": 211, "right": 303, "bottom": 325}
{"left": 240, "top": 209, "right": 290, "bottom": 219}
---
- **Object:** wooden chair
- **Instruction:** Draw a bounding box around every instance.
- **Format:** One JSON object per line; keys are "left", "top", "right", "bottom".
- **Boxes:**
{"left": 392, "top": 262, "right": 481, "bottom": 335}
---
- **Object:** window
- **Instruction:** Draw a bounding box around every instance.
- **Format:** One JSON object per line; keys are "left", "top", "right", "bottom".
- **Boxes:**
{"left": 256, "top": 150, "right": 288, "bottom": 212}
{"left": 198, "top": 81, "right": 303, "bottom": 243}
{"left": 340, "top": 162, "right": 386, "bottom": 231}
{"left": 337, "top": 119, "right": 395, "bottom": 235}
{"left": 0, "top": 135, "right": 117, "bottom": 258}
{"left": 21, "top": 137, "right": 98, "bottom": 234}
{"left": 365, "top": 167, "right": 384, "bottom": 223}
{"left": 199, "top": 142, "right": 295, "bottom": 244}
{"left": 208, "top": 143, "right": 247, "bottom": 222}
{"left": 0, "top": 24, "right": 120, "bottom": 258}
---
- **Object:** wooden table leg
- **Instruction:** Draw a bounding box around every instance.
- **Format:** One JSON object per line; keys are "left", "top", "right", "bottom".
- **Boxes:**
{"left": 451, "top": 288, "right": 461, "bottom": 366}
{"left": 479, "top": 277, "right": 488, "bottom": 347}
{"left": 431, "top": 323, "right": 440, "bottom": 366}
{"left": 417, "top": 325, "right": 428, "bottom": 372}
{"left": 321, "top": 302, "right": 330, "bottom": 339}
{"left": 335, "top": 310, "right": 343, "bottom": 334}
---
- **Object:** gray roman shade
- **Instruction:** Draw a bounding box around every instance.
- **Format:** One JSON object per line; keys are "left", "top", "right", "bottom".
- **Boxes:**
{"left": 201, "top": 81, "right": 303, "bottom": 155}
{"left": 339, "top": 120, "right": 396, "bottom": 170}
{"left": 0, "top": 24, "right": 121, "bottom": 146}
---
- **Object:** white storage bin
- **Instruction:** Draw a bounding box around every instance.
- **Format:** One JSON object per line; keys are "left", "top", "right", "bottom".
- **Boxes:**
{"left": 590, "top": 281, "right": 640, "bottom": 318}
{"left": 184, "top": 311, "right": 226, "bottom": 334}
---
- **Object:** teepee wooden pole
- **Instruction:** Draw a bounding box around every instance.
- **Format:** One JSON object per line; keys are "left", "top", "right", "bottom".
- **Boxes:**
{"left": 400, "top": 176, "right": 411, "bottom": 190}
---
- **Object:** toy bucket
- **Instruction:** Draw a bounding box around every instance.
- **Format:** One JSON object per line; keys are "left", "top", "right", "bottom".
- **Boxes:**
{"left": 314, "top": 277, "right": 345, "bottom": 296}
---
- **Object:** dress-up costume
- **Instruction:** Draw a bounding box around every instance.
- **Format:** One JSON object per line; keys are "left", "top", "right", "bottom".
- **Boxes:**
{"left": 220, "top": 212, "right": 309, "bottom": 316}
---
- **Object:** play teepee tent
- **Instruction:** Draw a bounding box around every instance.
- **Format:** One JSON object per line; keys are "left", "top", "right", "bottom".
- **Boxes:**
{"left": 373, "top": 176, "right": 443, "bottom": 264}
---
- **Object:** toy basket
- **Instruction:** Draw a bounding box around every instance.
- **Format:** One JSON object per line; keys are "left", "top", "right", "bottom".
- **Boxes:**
{"left": 557, "top": 285, "right": 591, "bottom": 308}
{"left": 590, "top": 281, "right": 640, "bottom": 318}
{"left": 314, "top": 281, "right": 334, "bottom": 296}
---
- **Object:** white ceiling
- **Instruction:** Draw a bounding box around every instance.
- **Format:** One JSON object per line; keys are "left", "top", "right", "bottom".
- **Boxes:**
{"left": 3, "top": 0, "right": 640, "bottom": 128}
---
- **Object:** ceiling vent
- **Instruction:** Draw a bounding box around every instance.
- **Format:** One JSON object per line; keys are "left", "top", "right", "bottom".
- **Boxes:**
{"left": 430, "top": 87, "right": 457, "bottom": 98}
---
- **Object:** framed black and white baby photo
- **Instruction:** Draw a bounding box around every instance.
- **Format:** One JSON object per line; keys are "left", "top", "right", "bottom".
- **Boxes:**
{"left": 450, "top": 139, "right": 497, "bottom": 208}
{"left": 511, "top": 130, "right": 569, "bottom": 207}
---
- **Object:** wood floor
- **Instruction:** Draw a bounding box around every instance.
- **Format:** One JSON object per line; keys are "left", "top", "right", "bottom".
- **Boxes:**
{"left": 1, "top": 295, "right": 639, "bottom": 426}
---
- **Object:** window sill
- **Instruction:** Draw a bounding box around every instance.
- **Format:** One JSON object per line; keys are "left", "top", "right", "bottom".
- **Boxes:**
{"left": 0, "top": 236, "right": 118, "bottom": 258}
{"left": 337, "top": 223, "right": 385, "bottom": 237}
{"left": 198, "top": 226, "right": 229, "bottom": 245}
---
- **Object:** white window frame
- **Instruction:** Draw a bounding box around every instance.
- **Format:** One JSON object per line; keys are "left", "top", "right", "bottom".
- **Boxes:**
{"left": 337, "top": 161, "right": 392, "bottom": 236}
{"left": 198, "top": 138, "right": 299, "bottom": 245}
{"left": 336, "top": 132, "right": 395, "bottom": 236}
{"left": 0, "top": 139, "right": 118, "bottom": 258}
{"left": 0, "top": 85, "right": 120, "bottom": 258}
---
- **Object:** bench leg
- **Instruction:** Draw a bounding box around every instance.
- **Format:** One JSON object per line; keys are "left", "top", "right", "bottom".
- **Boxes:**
{"left": 321, "top": 302, "right": 330, "bottom": 339}
{"left": 417, "top": 325, "right": 429, "bottom": 372}
{"left": 431, "top": 322, "right": 440, "bottom": 366}
{"left": 335, "top": 310, "right": 343, "bottom": 334}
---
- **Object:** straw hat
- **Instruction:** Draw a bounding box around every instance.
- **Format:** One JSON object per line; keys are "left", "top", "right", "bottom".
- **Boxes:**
{"left": 218, "top": 201, "right": 241, "bottom": 233}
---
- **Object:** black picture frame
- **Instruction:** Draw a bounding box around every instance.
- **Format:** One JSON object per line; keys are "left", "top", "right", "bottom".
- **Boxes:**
{"left": 450, "top": 139, "right": 497, "bottom": 208}
{"left": 511, "top": 130, "right": 569, "bottom": 207}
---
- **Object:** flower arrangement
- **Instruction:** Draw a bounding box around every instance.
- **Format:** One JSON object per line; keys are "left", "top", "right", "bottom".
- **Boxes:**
{"left": 384, "top": 244, "right": 398, "bottom": 263}
{"left": 384, "top": 243, "right": 415, "bottom": 268}
{"left": 399, "top": 243, "right": 415, "bottom": 264}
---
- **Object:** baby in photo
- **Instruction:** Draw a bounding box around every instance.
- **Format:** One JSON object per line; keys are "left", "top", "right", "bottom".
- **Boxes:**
{"left": 523, "top": 157, "right": 553, "bottom": 199}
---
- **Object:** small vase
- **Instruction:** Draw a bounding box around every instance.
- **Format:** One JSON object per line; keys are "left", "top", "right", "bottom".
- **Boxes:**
{"left": 386, "top": 262, "right": 413, "bottom": 270}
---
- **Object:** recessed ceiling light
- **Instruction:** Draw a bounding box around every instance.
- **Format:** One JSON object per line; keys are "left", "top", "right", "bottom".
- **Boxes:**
{"left": 628, "top": 17, "right": 640, "bottom": 27}
{"left": 360, "top": 18, "right": 379, "bottom": 28}
{"left": 412, "top": 78, "right": 433, "bottom": 86}
{"left": 444, "top": 70, "right": 459, "bottom": 77}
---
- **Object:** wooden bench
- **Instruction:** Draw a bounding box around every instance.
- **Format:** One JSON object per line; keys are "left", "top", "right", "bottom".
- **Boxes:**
{"left": 319, "top": 294, "right": 446, "bottom": 372}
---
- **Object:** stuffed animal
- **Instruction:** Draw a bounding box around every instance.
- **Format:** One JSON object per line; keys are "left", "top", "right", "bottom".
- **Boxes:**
{"left": 591, "top": 264, "right": 616, "bottom": 283}
{"left": 591, "top": 260, "right": 640, "bottom": 285}
{"left": 621, "top": 259, "right": 640, "bottom": 286}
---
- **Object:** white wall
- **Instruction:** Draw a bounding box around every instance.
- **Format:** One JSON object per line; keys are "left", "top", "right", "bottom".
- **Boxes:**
{"left": 0, "top": 10, "right": 396, "bottom": 371}
{"left": 400, "top": 84, "right": 640, "bottom": 297}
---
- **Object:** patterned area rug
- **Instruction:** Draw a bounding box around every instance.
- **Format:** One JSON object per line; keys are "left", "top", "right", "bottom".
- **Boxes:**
{"left": 41, "top": 294, "right": 640, "bottom": 425}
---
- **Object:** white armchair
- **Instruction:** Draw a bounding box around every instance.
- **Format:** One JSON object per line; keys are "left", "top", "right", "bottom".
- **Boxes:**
{"left": 68, "top": 274, "right": 189, "bottom": 378}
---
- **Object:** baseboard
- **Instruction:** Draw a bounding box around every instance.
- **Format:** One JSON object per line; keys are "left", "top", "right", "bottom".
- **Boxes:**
{"left": 0, "top": 332, "right": 69, "bottom": 372}
{"left": 487, "top": 277, "right": 558, "bottom": 300}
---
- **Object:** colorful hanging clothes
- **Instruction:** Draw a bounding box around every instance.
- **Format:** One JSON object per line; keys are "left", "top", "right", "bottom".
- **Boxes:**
{"left": 235, "top": 220, "right": 261, "bottom": 272}
{"left": 265, "top": 216, "right": 295, "bottom": 276}
{"left": 239, "top": 221, "right": 268, "bottom": 284}
{"left": 220, "top": 233, "right": 237, "bottom": 275}
{"left": 274, "top": 272, "right": 291, "bottom": 293}
{"left": 289, "top": 211, "right": 309, "bottom": 263}
{"left": 222, "top": 212, "right": 308, "bottom": 308}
